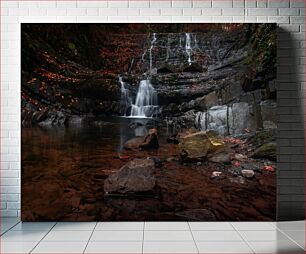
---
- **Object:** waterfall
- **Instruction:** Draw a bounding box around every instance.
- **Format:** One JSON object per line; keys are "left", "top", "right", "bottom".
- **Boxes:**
{"left": 185, "top": 33, "right": 192, "bottom": 65}
{"left": 120, "top": 33, "right": 159, "bottom": 118}
{"left": 119, "top": 76, "right": 132, "bottom": 116}
{"left": 130, "top": 79, "right": 158, "bottom": 118}
{"left": 149, "top": 33, "right": 157, "bottom": 73}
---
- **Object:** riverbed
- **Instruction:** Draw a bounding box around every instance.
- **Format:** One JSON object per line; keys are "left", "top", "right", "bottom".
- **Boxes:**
{"left": 21, "top": 117, "right": 276, "bottom": 221}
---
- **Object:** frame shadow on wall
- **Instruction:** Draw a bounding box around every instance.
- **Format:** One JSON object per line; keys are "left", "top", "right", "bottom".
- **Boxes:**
{"left": 277, "top": 27, "right": 305, "bottom": 221}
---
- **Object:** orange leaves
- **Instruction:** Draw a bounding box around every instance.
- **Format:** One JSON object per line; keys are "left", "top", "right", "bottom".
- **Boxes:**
{"left": 224, "top": 137, "right": 243, "bottom": 144}
{"left": 232, "top": 161, "right": 241, "bottom": 167}
{"left": 263, "top": 165, "right": 275, "bottom": 172}
{"left": 40, "top": 70, "right": 80, "bottom": 84}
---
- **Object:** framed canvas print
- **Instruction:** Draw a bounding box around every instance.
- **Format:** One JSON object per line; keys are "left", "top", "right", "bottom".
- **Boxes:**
{"left": 21, "top": 23, "right": 277, "bottom": 221}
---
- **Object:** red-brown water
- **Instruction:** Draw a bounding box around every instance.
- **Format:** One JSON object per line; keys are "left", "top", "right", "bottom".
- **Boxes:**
{"left": 21, "top": 117, "right": 276, "bottom": 221}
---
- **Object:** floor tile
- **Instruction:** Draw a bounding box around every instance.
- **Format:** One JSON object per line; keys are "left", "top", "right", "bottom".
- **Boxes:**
{"left": 231, "top": 222, "right": 276, "bottom": 231}
{"left": 276, "top": 221, "right": 305, "bottom": 231}
{"left": 144, "top": 230, "right": 193, "bottom": 241}
{"left": 0, "top": 230, "right": 48, "bottom": 242}
{"left": 282, "top": 230, "right": 305, "bottom": 249}
{"left": 90, "top": 230, "right": 143, "bottom": 241}
{"left": 32, "top": 241, "right": 87, "bottom": 253}
{"left": 248, "top": 240, "right": 305, "bottom": 253}
{"left": 1, "top": 221, "right": 21, "bottom": 228}
{"left": 96, "top": 222, "right": 144, "bottom": 231}
{"left": 1, "top": 241, "right": 37, "bottom": 253}
{"left": 85, "top": 241, "right": 142, "bottom": 253}
{"left": 189, "top": 222, "right": 234, "bottom": 231}
{"left": 192, "top": 230, "right": 243, "bottom": 241}
{"left": 52, "top": 222, "right": 96, "bottom": 231}
{"left": 143, "top": 241, "right": 198, "bottom": 253}
{"left": 42, "top": 230, "right": 92, "bottom": 242}
{"left": 239, "top": 230, "right": 291, "bottom": 241}
{"left": 145, "top": 222, "right": 189, "bottom": 231}
{"left": 197, "top": 241, "right": 254, "bottom": 253}
{"left": 11, "top": 222, "right": 55, "bottom": 231}
{"left": 1, "top": 217, "right": 21, "bottom": 223}
{"left": 1, "top": 221, "right": 21, "bottom": 234}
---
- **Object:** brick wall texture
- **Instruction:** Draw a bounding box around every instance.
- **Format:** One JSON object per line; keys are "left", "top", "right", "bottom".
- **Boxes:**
{"left": 0, "top": 0, "right": 305, "bottom": 220}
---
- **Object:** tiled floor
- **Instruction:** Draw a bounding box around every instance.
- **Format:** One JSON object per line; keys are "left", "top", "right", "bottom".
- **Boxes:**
{"left": 0, "top": 218, "right": 304, "bottom": 253}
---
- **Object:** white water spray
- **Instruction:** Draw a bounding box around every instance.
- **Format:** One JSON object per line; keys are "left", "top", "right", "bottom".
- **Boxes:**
{"left": 149, "top": 33, "right": 157, "bottom": 73}
{"left": 119, "top": 76, "right": 132, "bottom": 116}
{"left": 130, "top": 79, "right": 158, "bottom": 118}
{"left": 185, "top": 33, "right": 192, "bottom": 65}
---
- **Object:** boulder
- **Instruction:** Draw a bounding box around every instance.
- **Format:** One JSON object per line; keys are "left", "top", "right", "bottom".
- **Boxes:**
{"left": 140, "top": 128, "right": 159, "bottom": 150}
{"left": 179, "top": 130, "right": 225, "bottom": 161}
{"left": 104, "top": 158, "right": 156, "bottom": 194}
{"left": 208, "top": 151, "right": 231, "bottom": 164}
{"left": 210, "top": 171, "right": 222, "bottom": 179}
{"left": 123, "top": 136, "right": 144, "bottom": 150}
{"left": 252, "top": 142, "right": 276, "bottom": 161}
{"left": 124, "top": 128, "right": 159, "bottom": 150}
{"left": 241, "top": 169, "right": 255, "bottom": 179}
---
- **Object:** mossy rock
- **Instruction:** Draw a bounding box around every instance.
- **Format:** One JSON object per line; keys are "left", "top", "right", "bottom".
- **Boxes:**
{"left": 179, "top": 130, "right": 225, "bottom": 161}
{"left": 252, "top": 142, "right": 276, "bottom": 161}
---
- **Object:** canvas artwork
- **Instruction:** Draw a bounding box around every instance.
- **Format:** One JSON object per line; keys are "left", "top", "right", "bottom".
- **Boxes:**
{"left": 21, "top": 24, "right": 277, "bottom": 221}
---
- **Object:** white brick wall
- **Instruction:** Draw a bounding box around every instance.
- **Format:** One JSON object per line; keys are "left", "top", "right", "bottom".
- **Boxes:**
{"left": 0, "top": 0, "right": 305, "bottom": 219}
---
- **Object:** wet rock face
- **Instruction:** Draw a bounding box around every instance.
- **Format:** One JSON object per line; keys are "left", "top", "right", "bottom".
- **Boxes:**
{"left": 104, "top": 158, "right": 156, "bottom": 194}
{"left": 195, "top": 102, "right": 256, "bottom": 135}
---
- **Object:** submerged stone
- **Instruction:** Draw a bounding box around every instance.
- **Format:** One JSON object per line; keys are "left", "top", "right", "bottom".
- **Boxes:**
{"left": 104, "top": 158, "right": 156, "bottom": 194}
{"left": 241, "top": 169, "right": 255, "bottom": 179}
{"left": 124, "top": 128, "right": 159, "bottom": 150}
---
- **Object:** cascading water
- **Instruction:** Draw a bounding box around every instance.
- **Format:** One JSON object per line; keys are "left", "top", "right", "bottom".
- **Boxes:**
{"left": 149, "top": 33, "right": 157, "bottom": 73}
{"left": 185, "top": 33, "right": 192, "bottom": 65}
{"left": 119, "top": 76, "right": 132, "bottom": 116}
{"left": 130, "top": 79, "right": 158, "bottom": 118}
{"left": 120, "top": 33, "right": 159, "bottom": 118}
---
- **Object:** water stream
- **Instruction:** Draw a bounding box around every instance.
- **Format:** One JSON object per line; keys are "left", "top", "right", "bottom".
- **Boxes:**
{"left": 130, "top": 79, "right": 158, "bottom": 118}
{"left": 185, "top": 33, "right": 192, "bottom": 65}
{"left": 149, "top": 33, "right": 157, "bottom": 74}
{"left": 120, "top": 33, "right": 159, "bottom": 118}
{"left": 119, "top": 76, "right": 132, "bottom": 116}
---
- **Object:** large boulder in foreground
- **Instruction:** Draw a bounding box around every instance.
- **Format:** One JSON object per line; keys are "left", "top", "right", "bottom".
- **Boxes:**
{"left": 124, "top": 128, "right": 159, "bottom": 150}
{"left": 179, "top": 130, "right": 225, "bottom": 161}
{"left": 104, "top": 158, "right": 156, "bottom": 194}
